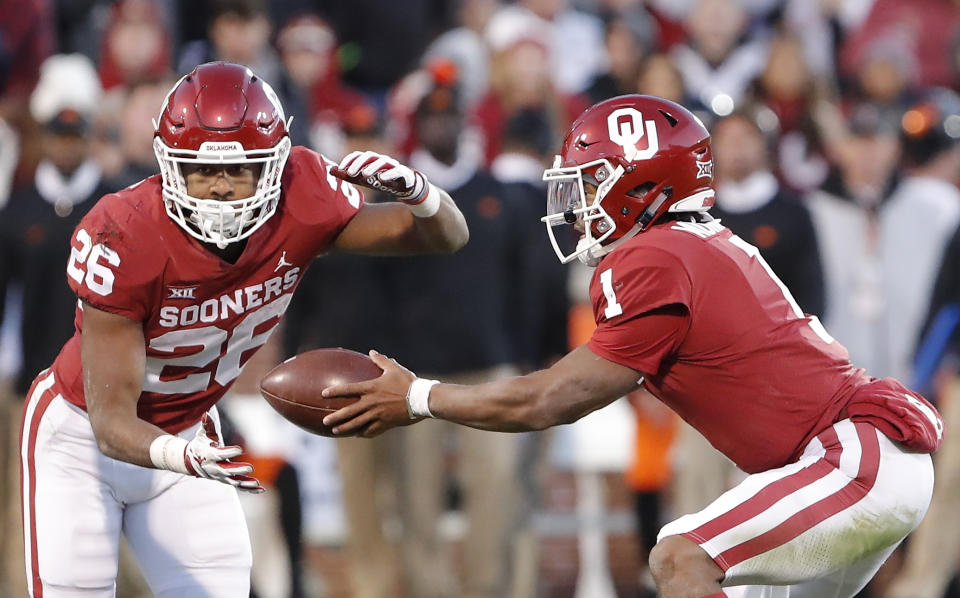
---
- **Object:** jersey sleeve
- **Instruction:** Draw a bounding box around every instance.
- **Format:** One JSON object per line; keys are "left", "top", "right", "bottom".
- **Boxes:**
{"left": 66, "top": 196, "right": 162, "bottom": 321}
{"left": 588, "top": 246, "right": 692, "bottom": 374}
{"left": 284, "top": 146, "right": 365, "bottom": 252}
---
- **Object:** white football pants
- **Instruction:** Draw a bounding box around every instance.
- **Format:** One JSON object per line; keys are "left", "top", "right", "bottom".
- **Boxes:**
{"left": 659, "top": 419, "right": 934, "bottom": 597}
{"left": 20, "top": 371, "right": 252, "bottom": 598}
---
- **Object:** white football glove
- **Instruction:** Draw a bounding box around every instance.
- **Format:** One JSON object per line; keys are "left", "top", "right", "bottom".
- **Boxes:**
{"left": 149, "top": 414, "right": 264, "bottom": 493}
{"left": 334, "top": 150, "right": 429, "bottom": 204}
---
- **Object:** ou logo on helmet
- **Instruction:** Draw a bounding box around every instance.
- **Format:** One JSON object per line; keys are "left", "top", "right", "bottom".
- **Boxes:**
{"left": 606, "top": 107, "right": 659, "bottom": 161}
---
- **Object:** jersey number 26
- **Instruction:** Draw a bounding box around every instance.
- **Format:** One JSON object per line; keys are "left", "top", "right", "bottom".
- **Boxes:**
{"left": 67, "top": 229, "right": 119, "bottom": 296}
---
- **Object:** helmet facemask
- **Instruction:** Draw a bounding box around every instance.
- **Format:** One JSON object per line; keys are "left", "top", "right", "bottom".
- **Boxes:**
{"left": 154, "top": 136, "right": 291, "bottom": 249}
{"left": 541, "top": 156, "right": 627, "bottom": 265}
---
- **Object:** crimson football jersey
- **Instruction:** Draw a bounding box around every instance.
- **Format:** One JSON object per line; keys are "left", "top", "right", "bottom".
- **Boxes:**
{"left": 49, "top": 146, "right": 363, "bottom": 432}
{"left": 587, "top": 218, "right": 872, "bottom": 473}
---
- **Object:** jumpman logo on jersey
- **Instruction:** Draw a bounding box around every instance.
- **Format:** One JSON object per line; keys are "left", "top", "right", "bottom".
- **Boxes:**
{"left": 274, "top": 251, "right": 293, "bottom": 272}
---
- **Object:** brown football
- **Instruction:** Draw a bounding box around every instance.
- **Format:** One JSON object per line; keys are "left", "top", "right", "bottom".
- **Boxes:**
{"left": 259, "top": 348, "right": 382, "bottom": 437}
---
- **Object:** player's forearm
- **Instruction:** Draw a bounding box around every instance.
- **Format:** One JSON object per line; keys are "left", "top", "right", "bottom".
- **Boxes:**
{"left": 84, "top": 364, "right": 163, "bottom": 467}
{"left": 87, "top": 402, "right": 169, "bottom": 468}
{"left": 426, "top": 375, "right": 546, "bottom": 432}
{"left": 80, "top": 303, "right": 161, "bottom": 466}
{"left": 427, "top": 369, "right": 595, "bottom": 432}
{"left": 421, "top": 347, "right": 642, "bottom": 432}
{"left": 410, "top": 186, "right": 469, "bottom": 253}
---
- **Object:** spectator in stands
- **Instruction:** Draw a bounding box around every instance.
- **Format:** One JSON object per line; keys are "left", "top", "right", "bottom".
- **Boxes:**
{"left": 178, "top": 0, "right": 281, "bottom": 86}
{"left": 490, "top": 109, "right": 567, "bottom": 598}
{"left": 753, "top": 33, "right": 832, "bottom": 194}
{"left": 844, "top": 36, "right": 920, "bottom": 129}
{"left": 275, "top": 13, "right": 367, "bottom": 154}
{"left": 490, "top": 109, "right": 568, "bottom": 372}
{"left": 97, "top": 0, "right": 172, "bottom": 91}
{"left": 712, "top": 109, "right": 825, "bottom": 316}
{"left": 106, "top": 80, "right": 172, "bottom": 187}
{"left": 0, "top": 54, "right": 110, "bottom": 397}
{"left": 873, "top": 88, "right": 960, "bottom": 383}
{"left": 423, "top": 0, "right": 499, "bottom": 111}
{"left": 670, "top": 0, "right": 769, "bottom": 118}
{"left": 485, "top": 0, "right": 606, "bottom": 95}
{"left": 0, "top": 0, "right": 54, "bottom": 113}
{"left": 804, "top": 105, "right": 899, "bottom": 377}
{"left": 839, "top": 0, "right": 960, "bottom": 92}
{"left": 807, "top": 97, "right": 959, "bottom": 383}
{"left": 0, "top": 0, "right": 54, "bottom": 206}
{"left": 473, "top": 29, "right": 587, "bottom": 166}
{"left": 636, "top": 53, "right": 689, "bottom": 106}
{"left": 585, "top": 9, "right": 655, "bottom": 104}
{"left": 779, "top": 0, "right": 838, "bottom": 80}
{"left": 389, "top": 70, "right": 527, "bottom": 598}
{"left": 0, "top": 53, "right": 113, "bottom": 598}
{"left": 319, "top": 0, "right": 453, "bottom": 100}
{"left": 884, "top": 88, "right": 960, "bottom": 598}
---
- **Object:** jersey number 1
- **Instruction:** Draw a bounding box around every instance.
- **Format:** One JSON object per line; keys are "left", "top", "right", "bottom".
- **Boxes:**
{"left": 600, "top": 268, "right": 623, "bottom": 319}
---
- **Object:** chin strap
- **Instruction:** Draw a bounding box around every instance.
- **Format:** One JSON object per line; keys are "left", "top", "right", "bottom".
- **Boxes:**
{"left": 576, "top": 190, "right": 674, "bottom": 267}
{"left": 578, "top": 221, "right": 645, "bottom": 267}
{"left": 638, "top": 191, "right": 671, "bottom": 227}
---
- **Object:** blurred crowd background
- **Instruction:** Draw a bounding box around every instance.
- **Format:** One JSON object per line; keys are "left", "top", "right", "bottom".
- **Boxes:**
{"left": 0, "top": 0, "right": 959, "bottom": 597}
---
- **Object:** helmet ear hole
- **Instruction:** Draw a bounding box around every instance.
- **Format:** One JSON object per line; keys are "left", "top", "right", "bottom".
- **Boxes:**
{"left": 627, "top": 181, "right": 656, "bottom": 199}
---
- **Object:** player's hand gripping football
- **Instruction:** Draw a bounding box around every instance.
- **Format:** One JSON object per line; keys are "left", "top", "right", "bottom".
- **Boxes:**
{"left": 321, "top": 350, "right": 420, "bottom": 437}
{"left": 331, "top": 151, "right": 430, "bottom": 205}
{"left": 183, "top": 414, "right": 264, "bottom": 493}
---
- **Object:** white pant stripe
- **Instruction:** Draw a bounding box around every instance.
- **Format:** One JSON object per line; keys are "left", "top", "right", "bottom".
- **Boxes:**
{"left": 702, "top": 468, "right": 854, "bottom": 558}
{"left": 835, "top": 420, "right": 863, "bottom": 477}
{"left": 658, "top": 457, "right": 813, "bottom": 545}
{"left": 702, "top": 421, "right": 862, "bottom": 557}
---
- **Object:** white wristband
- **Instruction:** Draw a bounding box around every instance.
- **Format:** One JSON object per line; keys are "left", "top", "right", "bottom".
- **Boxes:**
{"left": 406, "top": 378, "right": 440, "bottom": 419}
{"left": 149, "top": 434, "right": 190, "bottom": 475}
{"left": 406, "top": 183, "right": 440, "bottom": 218}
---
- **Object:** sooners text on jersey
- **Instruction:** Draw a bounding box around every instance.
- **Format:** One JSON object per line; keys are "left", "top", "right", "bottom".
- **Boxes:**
{"left": 49, "top": 146, "right": 363, "bottom": 432}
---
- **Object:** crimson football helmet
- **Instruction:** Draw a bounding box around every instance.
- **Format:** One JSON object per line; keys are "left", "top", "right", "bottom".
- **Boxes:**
{"left": 153, "top": 62, "right": 291, "bottom": 248}
{"left": 542, "top": 95, "right": 715, "bottom": 265}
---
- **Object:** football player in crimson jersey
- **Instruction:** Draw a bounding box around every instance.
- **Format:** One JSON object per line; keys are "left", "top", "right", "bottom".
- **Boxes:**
{"left": 323, "top": 95, "right": 944, "bottom": 598}
{"left": 19, "top": 61, "right": 467, "bottom": 598}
